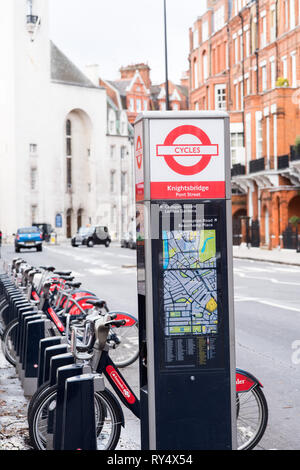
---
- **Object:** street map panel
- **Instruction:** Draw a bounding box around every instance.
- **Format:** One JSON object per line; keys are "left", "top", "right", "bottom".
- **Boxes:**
{"left": 163, "top": 230, "right": 218, "bottom": 337}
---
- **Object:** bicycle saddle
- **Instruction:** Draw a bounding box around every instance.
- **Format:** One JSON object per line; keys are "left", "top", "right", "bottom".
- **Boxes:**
{"left": 87, "top": 298, "right": 107, "bottom": 309}
{"left": 59, "top": 275, "right": 75, "bottom": 281}
{"left": 54, "top": 271, "right": 72, "bottom": 276}
{"left": 40, "top": 266, "right": 56, "bottom": 272}
{"left": 65, "top": 282, "right": 82, "bottom": 289}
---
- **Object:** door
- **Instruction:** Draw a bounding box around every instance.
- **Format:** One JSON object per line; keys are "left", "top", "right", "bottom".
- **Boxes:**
{"left": 77, "top": 209, "right": 83, "bottom": 231}
{"left": 66, "top": 209, "right": 72, "bottom": 239}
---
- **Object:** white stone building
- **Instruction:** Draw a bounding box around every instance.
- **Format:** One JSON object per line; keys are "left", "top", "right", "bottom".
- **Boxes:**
{"left": 0, "top": 0, "right": 133, "bottom": 242}
{"left": 85, "top": 67, "right": 136, "bottom": 241}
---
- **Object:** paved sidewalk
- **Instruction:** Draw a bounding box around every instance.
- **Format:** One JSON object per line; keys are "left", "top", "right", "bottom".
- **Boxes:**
{"left": 233, "top": 245, "right": 300, "bottom": 266}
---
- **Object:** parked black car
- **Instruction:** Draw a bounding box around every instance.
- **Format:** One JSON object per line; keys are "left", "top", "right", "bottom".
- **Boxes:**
{"left": 33, "top": 223, "right": 53, "bottom": 242}
{"left": 71, "top": 226, "right": 111, "bottom": 248}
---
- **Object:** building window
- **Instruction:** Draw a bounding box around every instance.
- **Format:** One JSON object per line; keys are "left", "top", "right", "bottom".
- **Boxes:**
{"left": 270, "top": 6, "right": 276, "bottom": 41}
{"left": 261, "top": 65, "right": 267, "bottom": 91}
{"left": 193, "top": 26, "right": 199, "bottom": 48}
{"left": 255, "top": 112, "right": 263, "bottom": 159}
{"left": 215, "top": 84, "right": 226, "bottom": 110}
{"left": 214, "top": 5, "right": 225, "bottom": 32}
{"left": 110, "top": 145, "right": 115, "bottom": 159}
{"left": 235, "top": 83, "right": 239, "bottom": 110}
{"left": 203, "top": 52, "right": 208, "bottom": 81}
{"left": 193, "top": 58, "right": 198, "bottom": 88}
{"left": 30, "top": 167, "right": 37, "bottom": 190}
{"left": 121, "top": 146, "right": 126, "bottom": 160}
{"left": 29, "top": 143, "right": 37, "bottom": 154}
{"left": 251, "top": 17, "right": 257, "bottom": 53}
{"left": 246, "top": 113, "right": 252, "bottom": 161}
{"left": 285, "top": 0, "right": 289, "bottom": 29}
{"left": 290, "top": 0, "right": 295, "bottom": 29}
{"left": 66, "top": 119, "right": 72, "bottom": 189}
{"left": 121, "top": 171, "right": 127, "bottom": 194}
{"left": 234, "top": 37, "right": 238, "bottom": 64}
{"left": 129, "top": 98, "right": 134, "bottom": 112}
{"left": 109, "top": 110, "right": 116, "bottom": 134}
{"left": 173, "top": 103, "right": 179, "bottom": 111}
{"left": 143, "top": 100, "right": 148, "bottom": 111}
{"left": 291, "top": 51, "right": 297, "bottom": 87}
{"left": 282, "top": 56, "right": 288, "bottom": 79}
{"left": 31, "top": 205, "right": 37, "bottom": 224}
{"left": 270, "top": 58, "right": 276, "bottom": 88}
{"left": 120, "top": 112, "right": 127, "bottom": 135}
{"left": 202, "top": 21, "right": 208, "bottom": 42}
{"left": 66, "top": 119, "right": 72, "bottom": 156}
{"left": 110, "top": 171, "right": 115, "bottom": 193}
{"left": 261, "top": 13, "right": 267, "bottom": 48}
{"left": 239, "top": 33, "right": 243, "bottom": 61}
{"left": 136, "top": 99, "right": 142, "bottom": 112}
{"left": 231, "top": 132, "right": 244, "bottom": 166}
{"left": 245, "top": 30, "right": 250, "bottom": 57}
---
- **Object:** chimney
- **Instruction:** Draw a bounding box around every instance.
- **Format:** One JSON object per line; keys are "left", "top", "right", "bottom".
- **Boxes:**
{"left": 119, "top": 63, "right": 151, "bottom": 89}
{"left": 85, "top": 64, "right": 100, "bottom": 86}
{"left": 180, "top": 71, "right": 190, "bottom": 88}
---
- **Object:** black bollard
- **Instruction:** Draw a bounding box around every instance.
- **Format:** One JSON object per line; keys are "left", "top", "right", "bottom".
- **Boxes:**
{"left": 61, "top": 374, "right": 104, "bottom": 450}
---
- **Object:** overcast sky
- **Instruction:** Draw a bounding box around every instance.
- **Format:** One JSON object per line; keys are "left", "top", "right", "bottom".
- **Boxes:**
{"left": 49, "top": 0, "right": 206, "bottom": 84}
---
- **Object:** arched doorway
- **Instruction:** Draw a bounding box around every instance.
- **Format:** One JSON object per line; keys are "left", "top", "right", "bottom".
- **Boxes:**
{"left": 288, "top": 195, "right": 300, "bottom": 220}
{"left": 64, "top": 109, "right": 93, "bottom": 239}
{"left": 77, "top": 209, "right": 83, "bottom": 231}
{"left": 283, "top": 195, "right": 300, "bottom": 249}
{"left": 232, "top": 208, "right": 247, "bottom": 245}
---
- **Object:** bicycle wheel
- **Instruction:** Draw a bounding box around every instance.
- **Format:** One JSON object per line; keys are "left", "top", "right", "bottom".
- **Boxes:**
{"left": 0, "top": 302, "right": 9, "bottom": 337}
{"left": 237, "top": 385, "right": 268, "bottom": 450}
{"left": 27, "top": 381, "right": 51, "bottom": 423}
{"left": 28, "top": 385, "right": 122, "bottom": 450}
{"left": 1, "top": 319, "right": 18, "bottom": 366}
{"left": 108, "top": 322, "right": 139, "bottom": 368}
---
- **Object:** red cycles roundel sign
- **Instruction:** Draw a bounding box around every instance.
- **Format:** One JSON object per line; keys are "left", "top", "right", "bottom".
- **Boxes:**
{"left": 156, "top": 125, "right": 219, "bottom": 176}
{"left": 150, "top": 119, "right": 225, "bottom": 200}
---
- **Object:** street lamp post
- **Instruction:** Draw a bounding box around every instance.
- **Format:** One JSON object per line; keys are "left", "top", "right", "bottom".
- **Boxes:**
{"left": 164, "top": 0, "right": 170, "bottom": 111}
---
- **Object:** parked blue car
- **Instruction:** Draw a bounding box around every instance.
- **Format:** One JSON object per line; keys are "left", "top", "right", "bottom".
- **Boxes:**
{"left": 14, "top": 227, "right": 43, "bottom": 253}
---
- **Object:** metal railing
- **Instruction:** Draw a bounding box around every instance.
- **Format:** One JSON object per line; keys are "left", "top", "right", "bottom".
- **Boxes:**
{"left": 277, "top": 154, "right": 289, "bottom": 169}
{"left": 249, "top": 157, "right": 265, "bottom": 173}
{"left": 231, "top": 164, "right": 246, "bottom": 177}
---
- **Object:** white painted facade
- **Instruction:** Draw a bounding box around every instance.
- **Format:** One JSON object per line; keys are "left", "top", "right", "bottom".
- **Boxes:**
{"left": 0, "top": 0, "right": 132, "bottom": 242}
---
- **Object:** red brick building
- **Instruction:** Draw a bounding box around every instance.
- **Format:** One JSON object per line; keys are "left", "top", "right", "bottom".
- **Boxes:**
{"left": 189, "top": 0, "right": 300, "bottom": 250}
{"left": 100, "top": 64, "right": 189, "bottom": 124}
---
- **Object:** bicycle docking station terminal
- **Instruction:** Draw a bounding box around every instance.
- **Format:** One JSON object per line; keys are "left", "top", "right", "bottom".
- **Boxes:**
{"left": 134, "top": 111, "right": 237, "bottom": 450}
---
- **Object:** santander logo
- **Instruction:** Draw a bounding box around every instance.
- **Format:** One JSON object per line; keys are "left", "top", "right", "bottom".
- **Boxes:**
{"left": 236, "top": 378, "right": 246, "bottom": 385}
{"left": 106, "top": 366, "right": 135, "bottom": 404}
{"left": 136, "top": 136, "right": 143, "bottom": 170}
{"left": 236, "top": 373, "right": 255, "bottom": 392}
